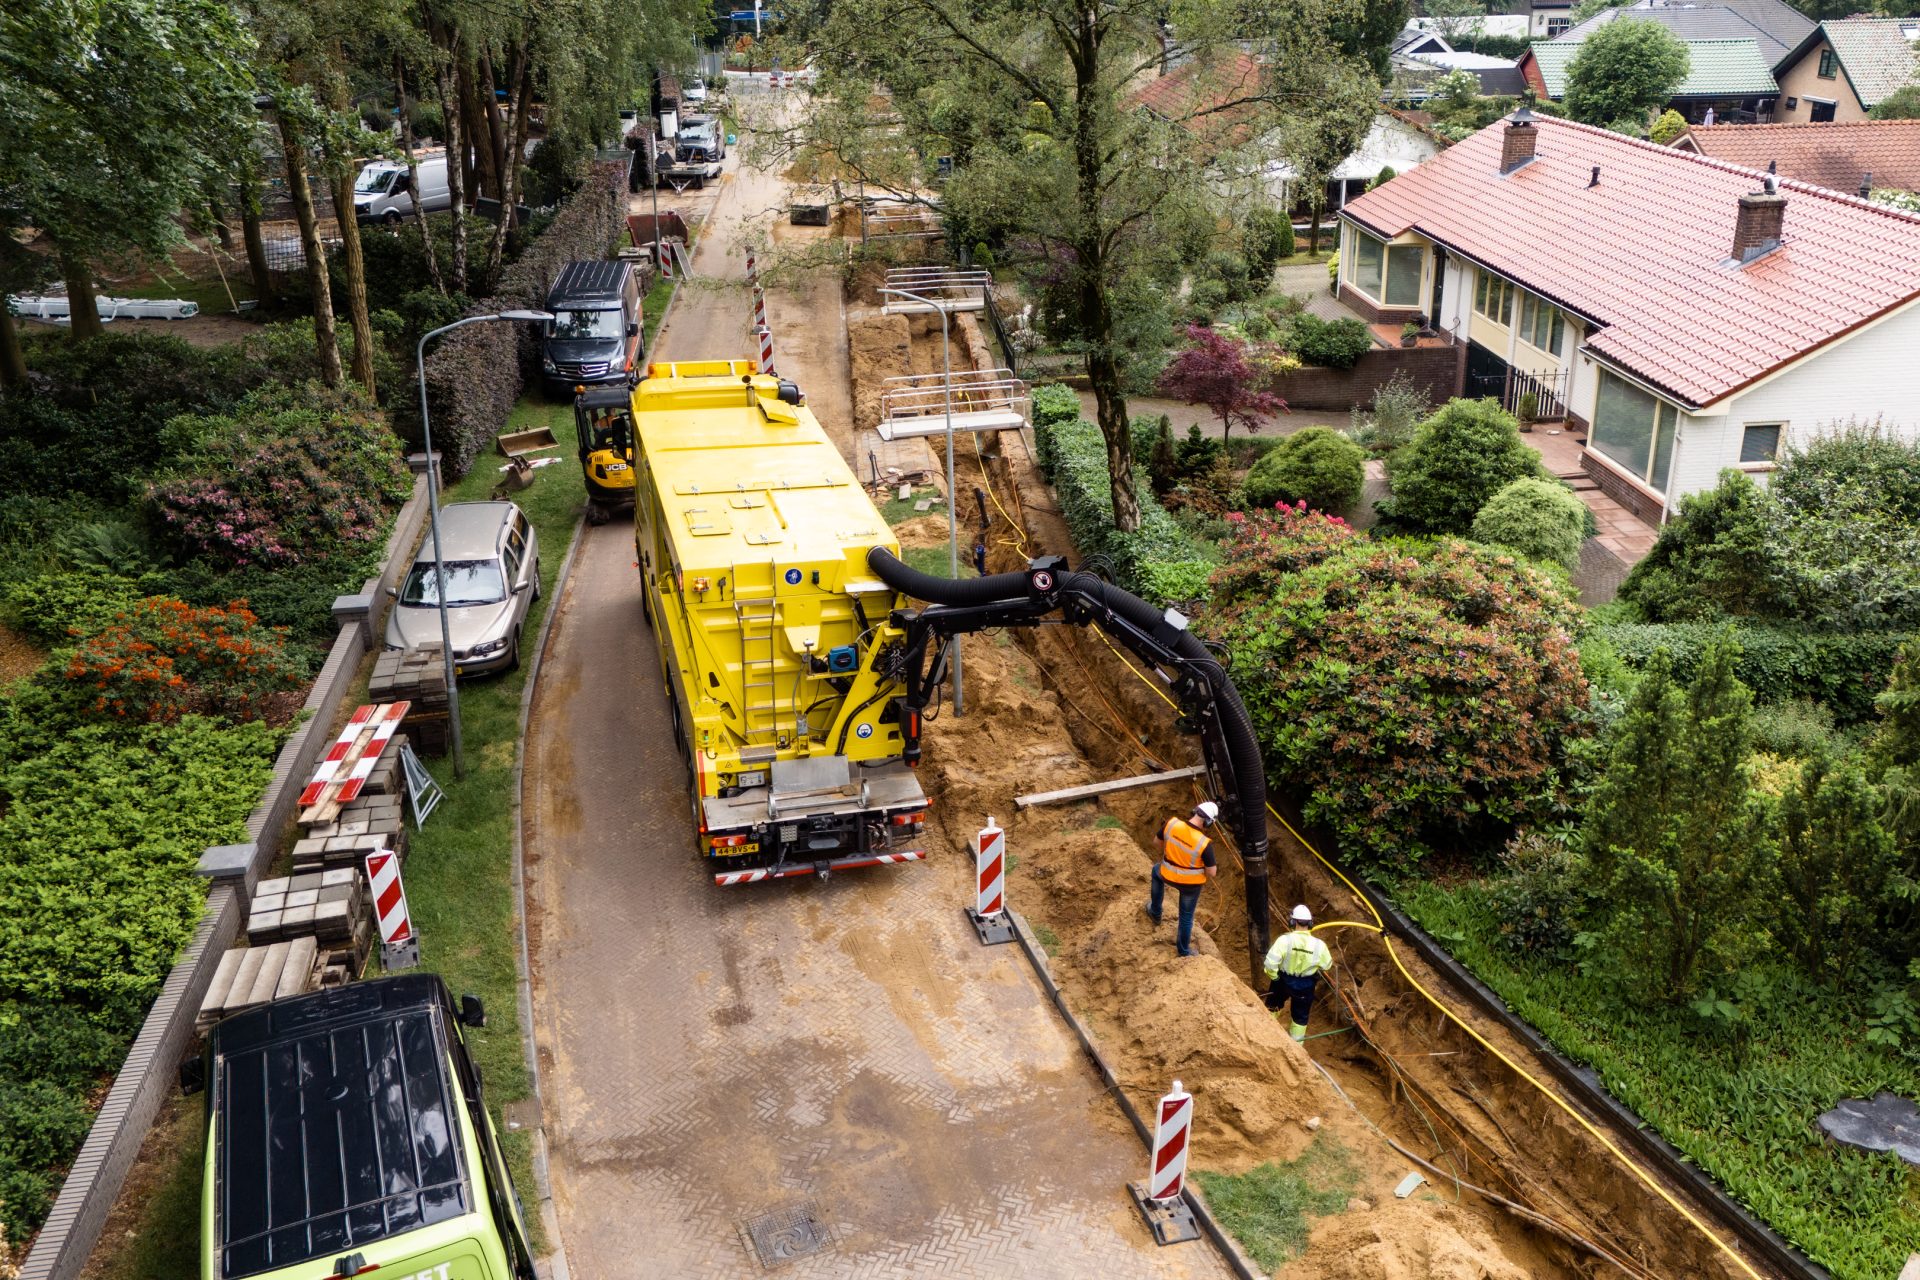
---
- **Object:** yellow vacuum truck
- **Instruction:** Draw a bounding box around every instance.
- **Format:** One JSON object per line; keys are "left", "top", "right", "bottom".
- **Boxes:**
{"left": 631, "top": 359, "right": 931, "bottom": 885}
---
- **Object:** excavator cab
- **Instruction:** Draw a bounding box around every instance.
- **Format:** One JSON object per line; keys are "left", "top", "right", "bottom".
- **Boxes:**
{"left": 574, "top": 385, "right": 638, "bottom": 525}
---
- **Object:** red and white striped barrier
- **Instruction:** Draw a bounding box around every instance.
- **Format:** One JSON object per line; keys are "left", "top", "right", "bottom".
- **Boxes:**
{"left": 752, "top": 284, "right": 768, "bottom": 332}
{"left": 714, "top": 849, "right": 923, "bottom": 886}
{"left": 745, "top": 248, "right": 757, "bottom": 282}
{"left": 299, "top": 702, "right": 409, "bottom": 807}
{"left": 1146, "top": 1080, "right": 1194, "bottom": 1202}
{"left": 976, "top": 817, "right": 1006, "bottom": 917}
{"left": 756, "top": 324, "right": 775, "bottom": 374}
{"left": 365, "top": 848, "right": 413, "bottom": 944}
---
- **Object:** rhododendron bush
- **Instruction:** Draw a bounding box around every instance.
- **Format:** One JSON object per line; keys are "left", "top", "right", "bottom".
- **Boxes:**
{"left": 1204, "top": 505, "right": 1591, "bottom": 869}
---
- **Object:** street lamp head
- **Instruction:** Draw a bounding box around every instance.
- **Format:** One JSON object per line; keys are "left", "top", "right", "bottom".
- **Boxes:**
{"left": 498, "top": 309, "right": 555, "bottom": 323}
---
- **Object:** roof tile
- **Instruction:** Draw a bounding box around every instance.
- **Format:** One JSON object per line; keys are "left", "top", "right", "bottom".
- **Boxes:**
{"left": 1528, "top": 35, "right": 1778, "bottom": 98}
{"left": 1817, "top": 17, "right": 1920, "bottom": 109}
{"left": 1679, "top": 120, "right": 1920, "bottom": 194}
{"left": 1342, "top": 116, "right": 1920, "bottom": 406}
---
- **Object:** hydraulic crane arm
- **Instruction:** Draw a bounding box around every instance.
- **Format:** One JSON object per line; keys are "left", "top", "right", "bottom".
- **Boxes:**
{"left": 867, "top": 549, "right": 1273, "bottom": 980}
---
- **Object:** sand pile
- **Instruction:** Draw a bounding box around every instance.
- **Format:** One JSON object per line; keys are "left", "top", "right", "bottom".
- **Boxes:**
{"left": 887, "top": 515, "right": 950, "bottom": 548}
{"left": 848, "top": 311, "right": 911, "bottom": 429}
{"left": 1283, "top": 1200, "right": 1537, "bottom": 1280}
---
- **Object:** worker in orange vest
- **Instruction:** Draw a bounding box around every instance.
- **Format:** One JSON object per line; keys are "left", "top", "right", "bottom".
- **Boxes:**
{"left": 1144, "top": 800, "right": 1219, "bottom": 957}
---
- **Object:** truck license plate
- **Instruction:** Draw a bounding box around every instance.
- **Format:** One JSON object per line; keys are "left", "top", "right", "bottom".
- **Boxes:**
{"left": 718, "top": 842, "right": 759, "bottom": 856}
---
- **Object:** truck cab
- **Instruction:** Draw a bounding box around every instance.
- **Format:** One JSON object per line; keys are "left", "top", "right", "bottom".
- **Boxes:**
{"left": 191, "top": 975, "right": 535, "bottom": 1280}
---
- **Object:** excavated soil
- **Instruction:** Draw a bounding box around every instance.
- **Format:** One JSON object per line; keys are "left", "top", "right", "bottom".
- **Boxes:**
{"left": 844, "top": 282, "right": 1753, "bottom": 1279}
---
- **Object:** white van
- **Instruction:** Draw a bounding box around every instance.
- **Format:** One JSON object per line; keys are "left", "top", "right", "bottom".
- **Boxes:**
{"left": 353, "top": 155, "right": 451, "bottom": 224}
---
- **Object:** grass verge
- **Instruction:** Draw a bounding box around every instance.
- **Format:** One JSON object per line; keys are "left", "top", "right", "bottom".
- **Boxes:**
{"left": 644, "top": 277, "right": 677, "bottom": 351}
{"left": 1394, "top": 879, "right": 1920, "bottom": 1280}
{"left": 1192, "top": 1136, "right": 1358, "bottom": 1271}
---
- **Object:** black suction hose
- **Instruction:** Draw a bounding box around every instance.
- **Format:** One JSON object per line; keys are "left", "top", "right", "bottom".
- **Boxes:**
{"left": 869, "top": 549, "right": 1273, "bottom": 981}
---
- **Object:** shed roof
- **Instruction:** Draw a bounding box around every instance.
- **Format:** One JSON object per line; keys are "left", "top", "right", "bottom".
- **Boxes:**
{"left": 1340, "top": 115, "right": 1920, "bottom": 406}
{"left": 1676, "top": 119, "right": 1920, "bottom": 195}
{"left": 1556, "top": 4, "right": 1794, "bottom": 62}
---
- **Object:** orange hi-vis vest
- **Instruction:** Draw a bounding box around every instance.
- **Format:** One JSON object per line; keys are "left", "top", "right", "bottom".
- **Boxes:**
{"left": 1159, "top": 816, "right": 1211, "bottom": 887}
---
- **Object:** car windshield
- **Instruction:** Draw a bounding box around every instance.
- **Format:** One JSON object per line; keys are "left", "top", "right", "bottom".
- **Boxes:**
{"left": 401, "top": 559, "right": 505, "bottom": 606}
{"left": 550, "top": 309, "right": 622, "bottom": 340}
{"left": 355, "top": 168, "right": 398, "bottom": 194}
{"left": 683, "top": 122, "right": 714, "bottom": 140}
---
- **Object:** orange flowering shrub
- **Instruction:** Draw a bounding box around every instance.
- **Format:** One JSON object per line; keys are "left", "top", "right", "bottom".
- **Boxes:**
{"left": 49, "top": 597, "right": 306, "bottom": 724}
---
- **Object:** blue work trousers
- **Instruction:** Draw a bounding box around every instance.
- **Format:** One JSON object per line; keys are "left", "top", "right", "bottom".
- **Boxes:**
{"left": 1149, "top": 866, "right": 1203, "bottom": 956}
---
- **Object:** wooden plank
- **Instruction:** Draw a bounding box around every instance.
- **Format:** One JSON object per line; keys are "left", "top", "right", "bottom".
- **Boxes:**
{"left": 199, "top": 947, "right": 248, "bottom": 1020}
{"left": 244, "top": 942, "right": 292, "bottom": 1007}
{"left": 1014, "top": 766, "right": 1207, "bottom": 810}
{"left": 274, "top": 937, "right": 318, "bottom": 1000}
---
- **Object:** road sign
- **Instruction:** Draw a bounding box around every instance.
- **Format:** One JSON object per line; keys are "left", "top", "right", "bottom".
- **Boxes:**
{"left": 399, "top": 742, "right": 444, "bottom": 827}
{"left": 1128, "top": 1080, "right": 1201, "bottom": 1245}
{"left": 963, "top": 816, "right": 1015, "bottom": 945}
{"left": 364, "top": 848, "right": 420, "bottom": 975}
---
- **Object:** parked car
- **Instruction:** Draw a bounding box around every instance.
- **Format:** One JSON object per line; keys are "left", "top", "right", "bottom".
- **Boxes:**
{"left": 352, "top": 155, "right": 450, "bottom": 224}
{"left": 183, "top": 974, "right": 537, "bottom": 1280}
{"left": 683, "top": 76, "right": 708, "bottom": 104}
{"left": 384, "top": 501, "right": 541, "bottom": 676}
{"left": 677, "top": 115, "right": 725, "bottom": 163}
{"left": 540, "top": 259, "right": 643, "bottom": 395}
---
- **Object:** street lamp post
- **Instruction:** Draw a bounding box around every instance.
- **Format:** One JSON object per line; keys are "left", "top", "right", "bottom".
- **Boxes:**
{"left": 877, "top": 285, "right": 962, "bottom": 716}
{"left": 415, "top": 310, "right": 553, "bottom": 778}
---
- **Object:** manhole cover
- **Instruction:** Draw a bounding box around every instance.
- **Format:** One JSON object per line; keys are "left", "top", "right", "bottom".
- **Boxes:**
{"left": 743, "top": 1201, "right": 830, "bottom": 1267}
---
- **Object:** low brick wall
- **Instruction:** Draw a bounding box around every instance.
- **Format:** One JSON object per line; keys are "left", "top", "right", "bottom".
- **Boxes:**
{"left": 20, "top": 468, "right": 431, "bottom": 1280}
{"left": 1581, "top": 450, "right": 1666, "bottom": 526}
{"left": 1337, "top": 281, "right": 1425, "bottom": 328}
{"left": 1274, "top": 340, "right": 1465, "bottom": 412}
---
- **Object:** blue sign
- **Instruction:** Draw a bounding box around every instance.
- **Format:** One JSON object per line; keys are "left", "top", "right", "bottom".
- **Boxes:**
{"left": 855, "top": 723, "right": 874, "bottom": 739}
{"left": 784, "top": 568, "right": 802, "bottom": 585}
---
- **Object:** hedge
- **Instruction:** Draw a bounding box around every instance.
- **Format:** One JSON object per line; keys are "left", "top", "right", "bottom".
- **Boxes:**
{"left": 1034, "top": 410, "right": 1214, "bottom": 604}
{"left": 1030, "top": 383, "right": 1080, "bottom": 479}
{"left": 421, "top": 158, "right": 630, "bottom": 480}
{"left": 1597, "top": 622, "right": 1913, "bottom": 723}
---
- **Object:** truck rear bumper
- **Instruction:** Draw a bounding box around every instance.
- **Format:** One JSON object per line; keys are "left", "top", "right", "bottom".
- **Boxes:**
{"left": 714, "top": 848, "right": 924, "bottom": 886}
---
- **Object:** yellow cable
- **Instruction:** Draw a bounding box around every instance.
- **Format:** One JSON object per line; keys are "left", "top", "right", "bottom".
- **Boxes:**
{"left": 967, "top": 429, "right": 1030, "bottom": 556}
{"left": 1311, "top": 920, "right": 1383, "bottom": 935}
{"left": 1094, "top": 628, "right": 1180, "bottom": 711}
{"left": 1063, "top": 604, "right": 1764, "bottom": 1279}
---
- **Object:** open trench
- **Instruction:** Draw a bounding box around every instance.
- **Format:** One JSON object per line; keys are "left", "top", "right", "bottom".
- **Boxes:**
{"left": 841, "top": 285, "right": 1766, "bottom": 1280}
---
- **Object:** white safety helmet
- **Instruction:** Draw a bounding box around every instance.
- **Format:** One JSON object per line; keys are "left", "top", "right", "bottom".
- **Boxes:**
{"left": 1193, "top": 800, "right": 1220, "bottom": 826}
{"left": 1291, "top": 904, "right": 1314, "bottom": 926}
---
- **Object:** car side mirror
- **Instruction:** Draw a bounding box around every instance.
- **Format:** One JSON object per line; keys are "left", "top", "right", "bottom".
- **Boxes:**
{"left": 179, "top": 1057, "right": 206, "bottom": 1095}
{"left": 513, "top": 579, "right": 531, "bottom": 594}
{"left": 385, "top": 585, "right": 399, "bottom": 599}
{"left": 458, "top": 994, "right": 487, "bottom": 1027}
{"left": 627, "top": 321, "right": 639, "bottom": 337}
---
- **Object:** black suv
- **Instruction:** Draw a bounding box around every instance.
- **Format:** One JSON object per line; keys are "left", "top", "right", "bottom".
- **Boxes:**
{"left": 540, "top": 260, "right": 642, "bottom": 396}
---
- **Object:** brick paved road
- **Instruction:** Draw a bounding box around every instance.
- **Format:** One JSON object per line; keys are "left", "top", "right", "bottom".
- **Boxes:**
{"left": 521, "top": 129, "right": 1231, "bottom": 1280}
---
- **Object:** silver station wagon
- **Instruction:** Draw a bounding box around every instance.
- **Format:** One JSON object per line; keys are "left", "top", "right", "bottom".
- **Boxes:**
{"left": 385, "top": 501, "right": 541, "bottom": 675}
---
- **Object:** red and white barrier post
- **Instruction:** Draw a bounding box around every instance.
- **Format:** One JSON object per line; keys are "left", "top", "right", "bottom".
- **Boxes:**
{"left": 752, "top": 284, "right": 769, "bottom": 332}
{"left": 365, "top": 848, "right": 420, "bottom": 970}
{"left": 1129, "top": 1079, "right": 1203, "bottom": 1245}
{"left": 963, "top": 816, "right": 1015, "bottom": 945}
{"left": 756, "top": 324, "right": 776, "bottom": 375}
{"left": 745, "top": 247, "right": 757, "bottom": 283}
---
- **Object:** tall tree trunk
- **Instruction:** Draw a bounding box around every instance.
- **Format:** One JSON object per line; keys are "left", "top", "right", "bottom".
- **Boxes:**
{"left": 479, "top": 51, "right": 508, "bottom": 201}
{"left": 0, "top": 303, "right": 26, "bottom": 387}
{"left": 238, "top": 154, "right": 279, "bottom": 308}
{"left": 397, "top": 57, "right": 445, "bottom": 295}
{"left": 485, "top": 45, "right": 531, "bottom": 274}
{"left": 278, "top": 111, "right": 343, "bottom": 387}
{"left": 57, "top": 250, "right": 102, "bottom": 341}
{"left": 434, "top": 50, "right": 470, "bottom": 292}
{"left": 330, "top": 170, "right": 378, "bottom": 394}
{"left": 457, "top": 59, "right": 492, "bottom": 203}
{"left": 1070, "top": 13, "right": 1139, "bottom": 533}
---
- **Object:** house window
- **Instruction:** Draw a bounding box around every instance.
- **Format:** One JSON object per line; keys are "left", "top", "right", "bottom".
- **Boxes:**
{"left": 1740, "top": 423, "right": 1783, "bottom": 464}
{"left": 1352, "top": 231, "right": 1386, "bottom": 298}
{"left": 1592, "top": 369, "right": 1680, "bottom": 492}
{"left": 1517, "top": 294, "right": 1565, "bottom": 356}
{"left": 1547, "top": 17, "right": 1571, "bottom": 35}
{"left": 1474, "top": 270, "right": 1514, "bottom": 325}
{"left": 1817, "top": 48, "right": 1837, "bottom": 78}
{"left": 1350, "top": 231, "right": 1425, "bottom": 306}
{"left": 1386, "top": 244, "right": 1425, "bottom": 306}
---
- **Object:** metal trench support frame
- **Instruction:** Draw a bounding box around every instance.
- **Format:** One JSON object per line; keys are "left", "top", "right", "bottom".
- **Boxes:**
{"left": 876, "top": 368, "right": 1029, "bottom": 442}
{"left": 879, "top": 266, "right": 991, "bottom": 313}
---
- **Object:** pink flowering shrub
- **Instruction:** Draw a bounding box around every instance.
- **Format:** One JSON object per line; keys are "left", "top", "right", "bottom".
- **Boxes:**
{"left": 147, "top": 395, "right": 411, "bottom": 572}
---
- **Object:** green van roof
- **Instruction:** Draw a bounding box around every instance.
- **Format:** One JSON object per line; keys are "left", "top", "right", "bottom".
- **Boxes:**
{"left": 211, "top": 975, "right": 472, "bottom": 1278}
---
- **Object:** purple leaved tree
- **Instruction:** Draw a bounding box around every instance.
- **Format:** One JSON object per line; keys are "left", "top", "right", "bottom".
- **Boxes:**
{"left": 1157, "top": 325, "right": 1286, "bottom": 444}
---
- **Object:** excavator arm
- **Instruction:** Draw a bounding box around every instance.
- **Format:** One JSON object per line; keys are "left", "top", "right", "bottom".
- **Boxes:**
{"left": 866, "top": 549, "right": 1273, "bottom": 980}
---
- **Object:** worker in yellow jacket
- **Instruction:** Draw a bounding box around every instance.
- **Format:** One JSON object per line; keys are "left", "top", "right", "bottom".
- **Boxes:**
{"left": 1264, "top": 904, "right": 1334, "bottom": 1042}
{"left": 1145, "top": 800, "right": 1218, "bottom": 956}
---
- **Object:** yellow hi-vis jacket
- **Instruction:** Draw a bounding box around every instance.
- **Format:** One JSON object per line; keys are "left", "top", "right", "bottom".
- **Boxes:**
{"left": 1264, "top": 928, "right": 1333, "bottom": 980}
{"left": 1158, "top": 816, "right": 1211, "bottom": 886}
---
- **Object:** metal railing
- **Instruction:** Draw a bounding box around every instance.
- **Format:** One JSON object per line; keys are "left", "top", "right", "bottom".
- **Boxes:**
{"left": 878, "top": 367, "right": 1029, "bottom": 439}
{"left": 860, "top": 200, "right": 943, "bottom": 244}
{"left": 982, "top": 289, "right": 1019, "bottom": 379}
{"left": 1505, "top": 366, "right": 1570, "bottom": 422}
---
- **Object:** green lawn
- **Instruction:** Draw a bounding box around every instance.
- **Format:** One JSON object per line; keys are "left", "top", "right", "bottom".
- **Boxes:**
{"left": 644, "top": 277, "right": 677, "bottom": 351}
{"left": 1193, "top": 1137, "right": 1359, "bottom": 1270}
{"left": 1393, "top": 880, "right": 1920, "bottom": 1280}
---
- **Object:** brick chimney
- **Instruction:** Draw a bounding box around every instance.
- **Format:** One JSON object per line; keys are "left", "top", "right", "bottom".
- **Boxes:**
{"left": 1501, "top": 106, "right": 1538, "bottom": 174}
{"left": 1733, "top": 176, "right": 1787, "bottom": 262}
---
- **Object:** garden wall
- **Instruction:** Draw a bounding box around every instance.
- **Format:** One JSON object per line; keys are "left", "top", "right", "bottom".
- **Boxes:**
{"left": 19, "top": 465, "right": 433, "bottom": 1280}
{"left": 421, "top": 159, "right": 632, "bottom": 481}
{"left": 1272, "top": 339, "right": 1464, "bottom": 412}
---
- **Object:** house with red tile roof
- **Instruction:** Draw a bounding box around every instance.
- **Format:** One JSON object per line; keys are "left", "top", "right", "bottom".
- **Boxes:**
{"left": 1673, "top": 119, "right": 1920, "bottom": 195}
{"left": 1337, "top": 111, "right": 1920, "bottom": 525}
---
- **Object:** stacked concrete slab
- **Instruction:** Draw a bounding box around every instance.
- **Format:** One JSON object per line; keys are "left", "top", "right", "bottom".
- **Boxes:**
{"left": 371, "top": 648, "right": 451, "bottom": 756}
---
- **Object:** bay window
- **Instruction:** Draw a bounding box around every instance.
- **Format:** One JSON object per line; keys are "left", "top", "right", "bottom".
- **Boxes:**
{"left": 1592, "top": 370, "right": 1679, "bottom": 492}
{"left": 1349, "top": 229, "right": 1425, "bottom": 306}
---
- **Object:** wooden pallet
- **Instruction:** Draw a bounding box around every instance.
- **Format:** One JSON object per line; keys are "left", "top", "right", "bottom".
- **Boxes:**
{"left": 297, "top": 701, "right": 410, "bottom": 825}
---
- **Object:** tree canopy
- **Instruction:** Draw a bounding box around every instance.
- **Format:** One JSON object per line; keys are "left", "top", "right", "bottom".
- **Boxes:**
{"left": 1563, "top": 19, "right": 1690, "bottom": 129}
